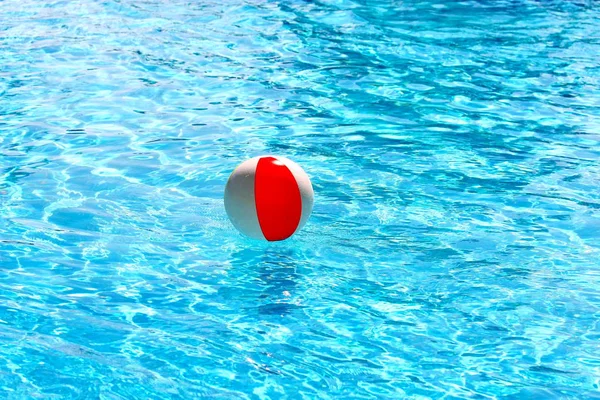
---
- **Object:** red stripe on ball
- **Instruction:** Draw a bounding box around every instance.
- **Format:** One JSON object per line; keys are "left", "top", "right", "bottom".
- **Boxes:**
{"left": 255, "top": 157, "right": 302, "bottom": 241}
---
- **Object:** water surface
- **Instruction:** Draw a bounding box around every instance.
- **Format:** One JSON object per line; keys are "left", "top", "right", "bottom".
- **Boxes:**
{"left": 1, "top": 0, "right": 600, "bottom": 398}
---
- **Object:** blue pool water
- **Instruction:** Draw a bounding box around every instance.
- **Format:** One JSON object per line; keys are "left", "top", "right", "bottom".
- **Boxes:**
{"left": 1, "top": 0, "right": 600, "bottom": 398}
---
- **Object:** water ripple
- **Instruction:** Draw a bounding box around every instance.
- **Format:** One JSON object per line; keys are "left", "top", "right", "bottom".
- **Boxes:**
{"left": 1, "top": 0, "right": 600, "bottom": 398}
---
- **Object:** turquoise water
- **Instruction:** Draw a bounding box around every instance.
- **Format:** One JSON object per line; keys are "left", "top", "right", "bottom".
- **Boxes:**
{"left": 1, "top": 0, "right": 600, "bottom": 398}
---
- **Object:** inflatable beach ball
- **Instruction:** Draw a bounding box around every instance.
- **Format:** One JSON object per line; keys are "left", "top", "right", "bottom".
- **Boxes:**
{"left": 224, "top": 156, "right": 314, "bottom": 241}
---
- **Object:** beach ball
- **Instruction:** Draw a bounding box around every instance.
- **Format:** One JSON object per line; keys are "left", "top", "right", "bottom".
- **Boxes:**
{"left": 224, "top": 155, "right": 314, "bottom": 241}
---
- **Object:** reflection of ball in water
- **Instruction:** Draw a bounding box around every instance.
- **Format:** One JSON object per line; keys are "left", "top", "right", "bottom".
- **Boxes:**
{"left": 224, "top": 155, "right": 314, "bottom": 241}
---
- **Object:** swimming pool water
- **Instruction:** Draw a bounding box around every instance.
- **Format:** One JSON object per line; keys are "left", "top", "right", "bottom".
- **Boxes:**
{"left": 1, "top": 0, "right": 600, "bottom": 398}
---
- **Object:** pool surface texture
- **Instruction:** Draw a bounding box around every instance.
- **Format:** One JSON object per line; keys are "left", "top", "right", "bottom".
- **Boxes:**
{"left": 1, "top": 0, "right": 600, "bottom": 398}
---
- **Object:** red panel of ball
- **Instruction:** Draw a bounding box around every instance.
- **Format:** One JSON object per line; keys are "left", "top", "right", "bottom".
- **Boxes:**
{"left": 254, "top": 157, "right": 302, "bottom": 241}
